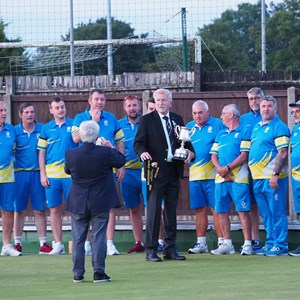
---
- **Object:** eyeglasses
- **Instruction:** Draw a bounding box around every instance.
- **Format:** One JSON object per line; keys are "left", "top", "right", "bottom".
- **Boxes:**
{"left": 291, "top": 110, "right": 300, "bottom": 115}
{"left": 124, "top": 95, "right": 138, "bottom": 101}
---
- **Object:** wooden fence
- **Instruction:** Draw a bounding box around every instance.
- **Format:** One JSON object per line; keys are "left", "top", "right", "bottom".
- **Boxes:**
{"left": 2, "top": 81, "right": 300, "bottom": 221}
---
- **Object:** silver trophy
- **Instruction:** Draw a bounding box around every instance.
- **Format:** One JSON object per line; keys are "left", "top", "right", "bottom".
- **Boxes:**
{"left": 173, "top": 126, "right": 196, "bottom": 161}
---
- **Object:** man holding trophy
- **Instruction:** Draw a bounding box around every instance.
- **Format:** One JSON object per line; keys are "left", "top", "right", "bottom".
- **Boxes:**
{"left": 134, "top": 88, "right": 195, "bottom": 262}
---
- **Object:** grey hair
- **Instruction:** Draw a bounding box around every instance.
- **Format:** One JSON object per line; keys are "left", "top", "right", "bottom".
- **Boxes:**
{"left": 79, "top": 120, "right": 100, "bottom": 143}
{"left": 247, "top": 87, "right": 264, "bottom": 98}
{"left": 153, "top": 88, "right": 172, "bottom": 102}
{"left": 262, "top": 95, "right": 277, "bottom": 109}
{"left": 224, "top": 104, "right": 240, "bottom": 117}
{"left": 192, "top": 100, "right": 209, "bottom": 112}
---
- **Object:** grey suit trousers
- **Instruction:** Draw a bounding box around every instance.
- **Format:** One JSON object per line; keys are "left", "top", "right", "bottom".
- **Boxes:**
{"left": 71, "top": 210, "right": 109, "bottom": 276}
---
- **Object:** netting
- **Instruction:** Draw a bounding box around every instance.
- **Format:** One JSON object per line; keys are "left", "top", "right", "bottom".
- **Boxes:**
{"left": 0, "top": 0, "right": 283, "bottom": 75}
{"left": 6, "top": 35, "right": 196, "bottom": 75}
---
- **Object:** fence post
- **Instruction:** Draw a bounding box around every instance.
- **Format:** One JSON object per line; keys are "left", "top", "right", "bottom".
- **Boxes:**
{"left": 287, "top": 86, "right": 296, "bottom": 221}
{"left": 194, "top": 63, "right": 203, "bottom": 92}
{"left": 3, "top": 76, "right": 15, "bottom": 124}
{"left": 142, "top": 90, "right": 151, "bottom": 115}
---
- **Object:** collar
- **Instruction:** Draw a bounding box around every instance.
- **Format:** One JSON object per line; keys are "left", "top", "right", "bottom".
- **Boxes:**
{"left": 158, "top": 112, "right": 170, "bottom": 120}
{"left": 258, "top": 114, "right": 279, "bottom": 126}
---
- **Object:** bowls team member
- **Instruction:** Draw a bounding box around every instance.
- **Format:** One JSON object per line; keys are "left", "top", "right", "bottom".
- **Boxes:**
{"left": 72, "top": 88, "right": 125, "bottom": 256}
{"left": 119, "top": 95, "right": 145, "bottom": 253}
{"left": 210, "top": 104, "right": 253, "bottom": 256}
{"left": 13, "top": 102, "right": 52, "bottom": 254}
{"left": 240, "top": 87, "right": 265, "bottom": 251}
{"left": 249, "top": 96, "right": 290, "bottom": 256}
{"left": 288, "top": 100, "right": 300, "bottom": 256}
{"left": 0, "top": 101, "right": 21, "bottom": 256}
{"left": 186, "top": 100, "right": 224, "bottom": 254}
{"left": 38, "top": 97, "right": 78, "bottom": 255}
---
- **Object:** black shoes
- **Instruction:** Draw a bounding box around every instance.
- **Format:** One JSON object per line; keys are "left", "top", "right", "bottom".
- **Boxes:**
{"left": 93, "top": 272, "right": 111, "bottom": 283}
{"left": 163, "top": 253, "right": 186, "bottom": 261}
{"left": 73, "top": 275, "right": 84, "bottom": 283}
{"left": 146, "top": 252, "right": 186, "bottom": 261}
{"left": 146, "top": 253, "right": 162, "bottom": 262}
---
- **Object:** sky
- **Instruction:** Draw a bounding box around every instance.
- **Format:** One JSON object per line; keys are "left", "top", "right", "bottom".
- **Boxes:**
{"left": 0, "top": 0, "right": 283, "bottom": 45}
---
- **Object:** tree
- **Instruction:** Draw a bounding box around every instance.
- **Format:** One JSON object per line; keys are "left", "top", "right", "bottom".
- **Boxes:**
{"left": 198, "top": 3, "right": 264, "bottom": 71}
{"left": 0, "top": 20, "right": 24, "bottom": 76}
{"left": 266, "top": 0, "right": 300, "bottom": 71}
{"left": 198, "top": 0, "right": 300, "bottom": 72}
{"left": 61, "top": 18, "right": 155, "bottom": 75}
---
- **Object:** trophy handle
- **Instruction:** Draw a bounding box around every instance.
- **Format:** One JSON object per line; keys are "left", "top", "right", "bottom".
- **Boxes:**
{"left": 189, "top": 127, "right": 196, "bottom": 138}
{"left": 175, "top": 125, "right": 181, "bottom": 138}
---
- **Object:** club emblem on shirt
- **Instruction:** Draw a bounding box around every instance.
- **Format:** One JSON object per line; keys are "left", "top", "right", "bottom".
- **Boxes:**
{"left": 6, "top": 131, "right": 11, "bottom": 138}
{"left": 234, "top": 133, "right": 239, "bottom": 139}
{"left": 104, "top": 120, "right": 109, "bottom": 126}
{"left": 67, "top": 126, "right": 72, "bottom": 132}
{"left": 207, "top": 126, "right": 213, "bottom": 133}
{"left": 172, "top": 120, "right": 177, "bottom": 127}
{"left": 36, "top": 133, "right": 40, "bottom": 139}
{"left": 264, "top": 127, "right": 270, "bottom": 133}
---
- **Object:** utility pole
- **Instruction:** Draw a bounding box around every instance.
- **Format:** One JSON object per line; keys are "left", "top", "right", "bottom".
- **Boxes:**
{"left": 69, "top": 0, "right": 75, "bottom": 76}
{"left": 107, "top": 0, "right": 113, "bottom": 76}
{"left": 261, "top": 0, "right": 266, "bottom": 72}
{"left": 181, "top": 7, "right": 188, "bottom": 72}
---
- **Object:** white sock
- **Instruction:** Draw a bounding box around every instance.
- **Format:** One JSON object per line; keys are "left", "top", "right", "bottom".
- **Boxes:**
{"left": 218, "top": 237, "right": 224, "bottom": 245}
{"left": 85, "top": 241, "right": 91, "bottom": 247}
{"left": 107, "top": 240, "right": 114, "bottom": 247}
{"left": 158, "top": 239, "right": 164, "bottom": 245}
{"left": 197, "top": 236, "right": 207, "bottom": 244}
{"left": 39, "top": 237, "right": 47, "bottom": 246}
{"left": 14, "top": 236, "right": 22, "bottom": 245}
{"left": 224, "top": 239, "right": 232, "bottom": 247}
{"left": 243, "top": 240, "right": 252, "bottom": 246}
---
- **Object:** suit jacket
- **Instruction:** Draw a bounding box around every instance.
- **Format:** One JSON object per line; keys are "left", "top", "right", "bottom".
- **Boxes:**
{"left": 65, "top": 143, "right": 126, "bottom": 214}
{"left": 134, "top": 110, "right": 194, "bottom": 179}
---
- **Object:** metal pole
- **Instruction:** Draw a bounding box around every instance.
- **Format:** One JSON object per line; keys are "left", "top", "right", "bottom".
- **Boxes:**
{"left": 261, "top": 0, "right": 266, "bottom": 72}
{"left": 181, "top": 7, "right": 188, "bottom": 72}
{"left": 107, "top": 0, "right": 113, "bottom": 76}
{"left": 69, "top": 0, "right": 75, "bottom": 76}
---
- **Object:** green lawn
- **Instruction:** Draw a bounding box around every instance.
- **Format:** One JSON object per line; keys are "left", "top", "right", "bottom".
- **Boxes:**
{"left": 1, "top": 251, "right": 300, "bottom": 300}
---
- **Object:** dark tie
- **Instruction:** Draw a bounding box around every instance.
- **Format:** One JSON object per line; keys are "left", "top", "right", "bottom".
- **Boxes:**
{"left": 163, "top": 116, "right": 175, "bottom": 153}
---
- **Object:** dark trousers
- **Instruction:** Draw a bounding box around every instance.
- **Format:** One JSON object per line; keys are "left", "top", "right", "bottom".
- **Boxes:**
{"left": 71, "top": 210, "right": 109, "bottom": 277}
{"left": 146, "top": 163, "right": 180, "bottom": 255}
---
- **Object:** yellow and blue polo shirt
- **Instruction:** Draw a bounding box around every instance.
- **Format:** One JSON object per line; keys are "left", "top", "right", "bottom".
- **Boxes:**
{"left": 210, "top": 125, "right": 251, "bottom": 184}
{"left": 186, "top": 116, "right": 224, "bottom": 181}
{"left": 37, "top": 117, "right": 77, "bottom": 178}
{"left": 0, "top": 123, "right": 15, "bottom": 183}
{"left": 249, "top": 115, "right": 290, "bottom": 179}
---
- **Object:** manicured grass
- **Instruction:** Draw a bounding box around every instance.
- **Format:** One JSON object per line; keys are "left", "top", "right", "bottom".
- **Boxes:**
{"left": 0, "top": 251, "right": 299, "bottom": 299}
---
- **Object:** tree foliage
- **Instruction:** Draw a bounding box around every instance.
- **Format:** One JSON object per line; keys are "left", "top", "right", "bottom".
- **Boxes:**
{"left": 0, "top": 20, "right": 23, "bottom": 76}
{"left": 198, "top": 0, "right": 300, "bottom": 72}
{"left": 61, "top": 18, "right": 155, "bottom": 75}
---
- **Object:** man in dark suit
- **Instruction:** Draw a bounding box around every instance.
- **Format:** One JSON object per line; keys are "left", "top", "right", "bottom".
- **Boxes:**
{"left": 65, "top": 120, "right": 125, "bottom": 283}
{"left": 134, "top": 88, "right": 195, "bottom": 262}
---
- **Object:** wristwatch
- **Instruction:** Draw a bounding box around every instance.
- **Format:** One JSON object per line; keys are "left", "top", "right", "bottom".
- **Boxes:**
{"left": 272, "top": 171, "right": 279, "bottom": 176}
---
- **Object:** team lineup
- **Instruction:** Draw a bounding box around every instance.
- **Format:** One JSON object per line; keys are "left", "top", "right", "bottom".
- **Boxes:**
{"left": 0, "top": 87, "right": 300, "bottom": 283}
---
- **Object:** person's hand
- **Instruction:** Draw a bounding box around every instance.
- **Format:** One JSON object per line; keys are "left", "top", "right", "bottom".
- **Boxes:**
{"left": 140, "top": 152, "right": 152, "bottom": 161}
{"left": 184, "top": 149, "right": 195, "bottom": 164}
{"left": 270, "top": 175, "right": 279, "bottom": 190}
{"left": 98, "top": 137, "right": 113, "bottom": 147}
{"left": 40, "top": 173, "right": 50, "bottom": 188}
{"left": 116, "top": 166, "right": 125, "bottom": 181}
{"left": 90, "top": 109, "right": 101, "bottom": 123}
{"left": 216, "top": 166, "right": 232, "bottom": 178}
